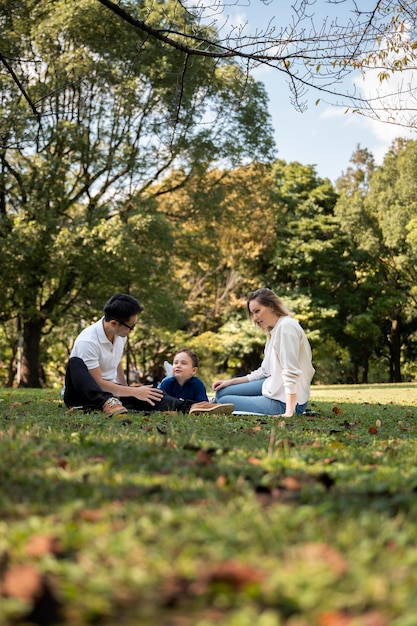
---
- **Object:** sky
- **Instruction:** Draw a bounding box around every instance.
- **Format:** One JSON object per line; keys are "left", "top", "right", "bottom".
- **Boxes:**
{"left": 215, "top": 0, "right": 417, "bottom": 183}
{"left": 253, "top": 63, "right": 417, "bottom": 183}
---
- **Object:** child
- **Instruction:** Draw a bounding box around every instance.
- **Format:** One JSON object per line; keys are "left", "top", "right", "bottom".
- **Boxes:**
{"left": 159, "top": 348, "right": 209, "bottom": 402}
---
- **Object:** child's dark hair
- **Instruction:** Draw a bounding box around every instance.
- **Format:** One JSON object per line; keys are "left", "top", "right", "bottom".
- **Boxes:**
{"left": 103, "top": 293, "right": 143, "bottom": 323}
{"left": 174, "top": 348, "right": 199, "bottom": 368}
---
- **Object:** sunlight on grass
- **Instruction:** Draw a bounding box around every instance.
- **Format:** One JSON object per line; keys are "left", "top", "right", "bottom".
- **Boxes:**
{"left": 311, "top": 382, "right": 417, "bottom": 404}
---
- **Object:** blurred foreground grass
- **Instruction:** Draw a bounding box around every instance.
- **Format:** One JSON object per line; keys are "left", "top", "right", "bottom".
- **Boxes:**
{"left": 0, "top": 385, "right": 417, "bottom": 626}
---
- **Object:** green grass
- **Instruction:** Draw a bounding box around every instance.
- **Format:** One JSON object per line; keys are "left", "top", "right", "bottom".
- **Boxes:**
{"left": 1, "top": 385, "right": 417, "bottom": 625}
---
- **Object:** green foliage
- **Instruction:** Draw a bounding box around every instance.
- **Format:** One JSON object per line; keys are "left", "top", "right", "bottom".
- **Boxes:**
{"left": 0, "top": 386, "right": 417, "bottom": 624}
{"left": 334, "top": 141, "right": 417, "bottom": 382}
{"left": 0, "top": 0, "right": 275, "bottom": 386}
{"left": 3, "top": 1, "right": 417, "bottom": 390}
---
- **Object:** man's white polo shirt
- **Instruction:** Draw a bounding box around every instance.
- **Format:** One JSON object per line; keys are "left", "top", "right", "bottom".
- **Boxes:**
{"left": 70, "top": 317, "right": 126, "bottom": 382}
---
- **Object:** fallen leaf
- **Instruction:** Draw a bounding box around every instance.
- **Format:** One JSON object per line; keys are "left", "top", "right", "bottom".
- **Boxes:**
{"left": 369, "top": 426, "right": 378, "bottom": 434}
{"left": 281, "top": 476, "right": 302, "bottom": 491}
{"left": 56, "top": 458, "right": 69, "bottom": 469}
{"left": 2, "top": 564, "right": 43, "bottom": 600}
{"left": 25, "top": 534, "right": 63, "bottom": 558}
{"left": 319, "top": 611, "right": 352, "bottom": 626}
{"left": 296, "top": 542, "right": 348, "bottom": 576}
{"left": 78, "top": 508, "right": 104, "bottom": 522}
{"left": 196, "top": 449, "right": 213, "bottom": 465}
{"left": 1, "top": 564, "right": 61, "bottom": 623}
{"left": 322, "top": 457, "right": 337, "bottom": 465}
{"left": 205, "top": 560, "right": 264, "bottom": 591}
{"left": 319, "top": 611, "right": 388, "bottom": 626}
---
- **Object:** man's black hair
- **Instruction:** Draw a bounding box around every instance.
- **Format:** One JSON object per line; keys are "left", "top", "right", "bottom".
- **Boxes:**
{"left": 103, "top": 293, "right": 143, "bottom": 322}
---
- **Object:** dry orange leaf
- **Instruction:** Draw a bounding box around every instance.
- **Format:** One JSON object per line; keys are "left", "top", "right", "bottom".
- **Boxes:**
{"left": 25, "top": 534, "right": 63, "bottom": 558}
{"left": 2, "top": 564, "right": 44, "bottom": 600}
{"left": 295, "top": 542, "right": 348, "bottom": 575}
{"left": 78, "top": 508, "right": 104, "bottom": 522}
{"left": 281, "top": 476, "right": 302, "bottom": 491}
{"left": 196, "top": 449, "right": 213, "bottom": 465}
{"left": 205, "top": 560, "right": 264, "bottom": 591}
{"left": 319, "top": 611, "right": 352, "bottom": 626}
{"left": 216, "top": 474, "right": 227, "bottom": 487}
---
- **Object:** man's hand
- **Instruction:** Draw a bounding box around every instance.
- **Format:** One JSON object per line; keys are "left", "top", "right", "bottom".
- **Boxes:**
{"left": 133, "top": 385, "right": 164, "bottom": 406}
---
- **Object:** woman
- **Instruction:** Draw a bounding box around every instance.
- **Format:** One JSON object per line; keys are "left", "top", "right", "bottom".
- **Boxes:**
{"left": 212, "top": 288, "right": 315, "bottom": 416}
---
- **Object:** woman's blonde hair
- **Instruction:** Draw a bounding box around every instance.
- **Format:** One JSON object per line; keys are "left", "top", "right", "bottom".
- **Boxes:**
{"left": 246, "top": 288, "right": 290, "bottom": 322}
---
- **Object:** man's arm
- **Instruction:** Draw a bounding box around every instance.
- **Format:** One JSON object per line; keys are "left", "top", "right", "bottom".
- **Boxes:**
{"left": 89, "top": 366, "right": 164, "bottom": 406}
{"left": 116, "top": 362, "right": 127, "bottom": 385}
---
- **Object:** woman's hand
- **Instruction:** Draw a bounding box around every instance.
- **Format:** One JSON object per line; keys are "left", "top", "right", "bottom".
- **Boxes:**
{"left": 212, "top": 379, "right": 230, "bottom": 391}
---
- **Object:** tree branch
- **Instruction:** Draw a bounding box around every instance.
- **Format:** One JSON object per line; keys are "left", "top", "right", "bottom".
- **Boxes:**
{"left": 0, "top": 50, "right": 41, "bottom": 121}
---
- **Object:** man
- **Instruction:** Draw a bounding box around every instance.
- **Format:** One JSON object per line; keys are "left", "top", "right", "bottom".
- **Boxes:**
{"left": 63, "top": 293, "right": 234, "bottom": 417}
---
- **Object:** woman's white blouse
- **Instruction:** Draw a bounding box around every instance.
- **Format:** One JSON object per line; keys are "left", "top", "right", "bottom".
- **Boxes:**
{"left": 247, "top": 316, "right": 315, "bottom": 404}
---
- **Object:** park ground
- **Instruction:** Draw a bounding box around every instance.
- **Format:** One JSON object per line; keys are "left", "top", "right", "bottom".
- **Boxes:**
{"left": 0, "top": 383, "right": 417, "bottom": 625}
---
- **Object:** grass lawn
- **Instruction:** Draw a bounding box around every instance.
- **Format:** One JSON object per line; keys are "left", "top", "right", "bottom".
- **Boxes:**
{"left": 1, "top": 384, "right": 417, "bottom": 625}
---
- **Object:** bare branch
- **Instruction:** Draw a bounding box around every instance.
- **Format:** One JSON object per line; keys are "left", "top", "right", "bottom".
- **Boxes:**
{"left": 0, "top": 50, "right": 41, "bottom": 120}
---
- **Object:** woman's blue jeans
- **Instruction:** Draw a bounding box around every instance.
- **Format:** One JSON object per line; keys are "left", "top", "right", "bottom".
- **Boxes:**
{"left": 215, "top": 378, "right": 307, "bottom": 415}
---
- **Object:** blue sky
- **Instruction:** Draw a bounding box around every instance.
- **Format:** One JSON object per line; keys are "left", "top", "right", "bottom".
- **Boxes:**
{"left": 253, "top": 62, "right": 416, "bottom": 184}
{"left": 223, "top": 1, "right": 417, "bottom": 183}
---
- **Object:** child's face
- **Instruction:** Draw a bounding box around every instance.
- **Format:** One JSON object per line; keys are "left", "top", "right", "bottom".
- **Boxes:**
{"left": 173, "top": 352, "right": 197, "bottom": 383}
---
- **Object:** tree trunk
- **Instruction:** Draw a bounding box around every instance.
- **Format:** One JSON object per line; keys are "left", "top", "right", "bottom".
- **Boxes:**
{"left": 388, "top": 318, "right": 402, "bottom": 383}
{"left": 19, "top": 319, "right": 44, "bottom": 388}
{"left": 361, "top": 354, "right": 369, "bottom": 384}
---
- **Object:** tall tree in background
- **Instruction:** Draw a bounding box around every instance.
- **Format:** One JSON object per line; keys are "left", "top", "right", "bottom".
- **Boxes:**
{"left": 334, "top": 148, "right": 386, "bottom": 382}
{"left": 152, "top": 163, "right": 277, "bottom": 334}
{"left": 0, "top": 0, "right": 274, "bottom": 386}
{"left": 335, "top": 141, "right": 417, "bottom": 382}
{"left": 364, "top": 140, "right": 417, "bottom": 381}
{"left": 257, "top": 161, "right": 352, "bottom": 379}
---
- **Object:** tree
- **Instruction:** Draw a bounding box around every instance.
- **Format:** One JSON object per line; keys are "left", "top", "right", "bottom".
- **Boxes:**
{"left": 3, "top": 0, "right": 417, "bottom": 127}
{"left": 151, "top": 163, "right": 277, "bottom": 334}
{"left": 335, "top": 141, "right": 417, "bottom": 382}
{"left": 249, "top": 160, "right": 357, "bottom": 382}
{"left": 333, "top": 147, "right": 386, "bottom": 383}
{"left": 363, "top": 139, "right": 417, "bottom": 381}
{"left": 0, "top": 0, "right": 274, "bottom": 386}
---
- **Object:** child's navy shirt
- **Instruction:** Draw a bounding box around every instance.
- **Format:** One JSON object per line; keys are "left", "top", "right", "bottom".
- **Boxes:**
{"left": 159, "top": 376, "right": 208, "bottom": 402}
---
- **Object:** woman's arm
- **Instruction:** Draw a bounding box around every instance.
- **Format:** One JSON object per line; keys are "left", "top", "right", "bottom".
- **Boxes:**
{"left": 279, "top": 392, "right": 297, "bottom": 417}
